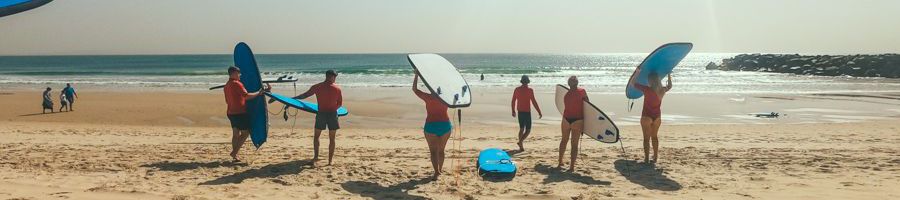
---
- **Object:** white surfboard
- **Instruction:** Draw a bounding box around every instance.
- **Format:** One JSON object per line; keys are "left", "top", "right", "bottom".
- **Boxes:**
{"left": 407, "top": 54, "right": 471, "bottom": 108}
{"left": 555, "top": 84, "right": 620, "bottom": 143}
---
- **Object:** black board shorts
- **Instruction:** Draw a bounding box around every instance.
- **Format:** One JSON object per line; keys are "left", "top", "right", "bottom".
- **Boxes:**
{"left": 315, "top": 112, "right": 340, "bottom": 130}
{"left": 227, "top": 113, "right": 251, "bottom": 131}
{"left": 518, "top": 112, "right": 532, "bottom": 129}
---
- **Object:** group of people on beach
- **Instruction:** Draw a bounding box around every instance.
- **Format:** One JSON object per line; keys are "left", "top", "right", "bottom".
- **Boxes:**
{"left": 222, "top": 66, "right": 672, "bottom": 179}
{"left": 40, "top": 83, "right": 78, "bottom": 113}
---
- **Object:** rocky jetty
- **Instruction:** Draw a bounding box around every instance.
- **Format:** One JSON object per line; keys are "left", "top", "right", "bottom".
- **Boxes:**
{"left": 710, "top": 54, "right": 900, "bottom": 78}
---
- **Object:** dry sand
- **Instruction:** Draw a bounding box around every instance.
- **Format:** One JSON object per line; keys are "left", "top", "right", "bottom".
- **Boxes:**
{"left": 1, "top": 87, "right": 899, "bottom": 199}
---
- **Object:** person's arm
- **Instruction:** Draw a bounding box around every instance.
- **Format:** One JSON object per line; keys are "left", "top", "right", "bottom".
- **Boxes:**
{"left": 628, "top": 68, "right": 647, "bottom": 88}
{"left": 247, "top": 84, "right": 271, "bottom": 100}
{"left": 412, "top": 73, "right": 427, "bottom": 99}
{"left": 510, "top": 90, "right": 517, "bottom": 117}
{"left": 582, "top": 90, "right": 589, "bottom": 102}
{"left": 530, "top": 92, "right": 542, "bottom": 119}
{"left": 665, "top": 74, "right": 673, "bottom": 92}
{"left": 337, "top": 87, "right": 343, "bottom": 107}
{"left": 293, "top": 84, "right": 316, "bottom": 99}
{"left": 73, "top": 89, "right": 78, "bottom": 98}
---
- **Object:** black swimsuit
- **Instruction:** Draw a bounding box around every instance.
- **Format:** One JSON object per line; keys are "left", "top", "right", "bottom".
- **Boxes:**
{"left": 565, "top": 117, "right": 582, "bottom": 124}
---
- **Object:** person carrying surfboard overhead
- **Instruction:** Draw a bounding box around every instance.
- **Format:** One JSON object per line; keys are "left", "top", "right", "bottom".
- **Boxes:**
{"left": 560, "top": 76, "right": 587, "bottom": 171}
{"left": 292, "top": 69, "right": 343, "bottom": 166}
{"left": 511, "top": 75, "right": 542, "bottom": 151}
{"left": 629, "top": 69, "right": 673, "bottom": 163}
{"left": 412, "top": 71, "right": 452, "bottom": 179}
{"left": 224, "top": 66, "right": 270, "bottom": 162}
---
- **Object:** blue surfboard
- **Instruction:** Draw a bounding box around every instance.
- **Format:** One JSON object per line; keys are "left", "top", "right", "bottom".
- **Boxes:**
{"left": 234, "top": 42, "right": 268, "bottom": 149}
{"left": 625, "top": 43, "right": 693, "bottom": 99}
{"left": 265, "top": 92, "right": 349, "bottom": 116}
{"left": 477, "top": 148, "right": 516, "bottom": 179}
{"left": 0, "top": 0, "right": 52, "bottom": 18}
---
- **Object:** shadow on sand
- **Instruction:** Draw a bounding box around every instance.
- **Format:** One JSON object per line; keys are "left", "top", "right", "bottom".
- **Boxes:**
{"left": 19, "top": 111, "right": 68, "bottom": 117}
{"left": 140, "top": 160, "right": 248, "bottom": 172}
{"left": 341, "top": 177, "right": 434, "bottom": 200}
{"left": 534, "top": 163, "right": 611, "bottom": 185}
{"left": 200, "top": 159, "right": 314, "bottom": 185}
{"left": 613, "top": 159, "right": 682, "bottom": 191}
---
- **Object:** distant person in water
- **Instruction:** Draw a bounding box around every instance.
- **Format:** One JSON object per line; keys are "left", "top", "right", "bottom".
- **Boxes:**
{"left": 42, "top": 87, "right": 53, "bottom": 113}
{"left": 481, "top": 73, "right": 485, "bottom": 81}
{"left": 61, "top": 83, "right": 77, "bottom": 111}
{"left": 223, "top": 66, "right": 270, "bottom": 162}
{"left": 629, "top": 69, "right": 672, "bottom": 163}
{"left": 412, "top": 71, "right": 451, "bottom": 179}
{"left": 292, "top": 70, "right": 343, "bottom": 166}
{"left": 511, "top": 75, "right": 542, "bottom": 151}
{"left": 559, "top": 76, "right": 587, "bottom": 171}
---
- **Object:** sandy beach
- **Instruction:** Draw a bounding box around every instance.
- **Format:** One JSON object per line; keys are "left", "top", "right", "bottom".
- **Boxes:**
{"left": 1, "top": 86, "right": 899, "bottom": 200}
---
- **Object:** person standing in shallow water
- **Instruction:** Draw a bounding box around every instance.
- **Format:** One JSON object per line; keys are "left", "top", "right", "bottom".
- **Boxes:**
{"left": 223, "top": 66, "right": 269, "bottom": 162}
{"left": 511, "top": 75, "right": 542, "bottom": 151}
{"left": 629, "top": 69, "right": 672, "bottom": 163}
{"left": 559, "top": 76, "right": 587, "bottom": 172}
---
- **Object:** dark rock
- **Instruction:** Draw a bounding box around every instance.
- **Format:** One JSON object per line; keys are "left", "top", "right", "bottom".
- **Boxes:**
{"left": 715, "top": 54, "right": 900, "bottom": 78}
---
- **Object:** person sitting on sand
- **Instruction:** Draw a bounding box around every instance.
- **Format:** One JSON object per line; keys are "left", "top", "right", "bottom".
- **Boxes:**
{"left": 412, "top": 71, "right": 452, "bottom": 179}
{"left": 559, "top": 76, "right": 587, "bottom": 171}
{"left": 42, "top": 87, "right": 54, "bottom": 114}
{"left": 511, "top": 75, "right": 542, "bottom": 151}
{"left": 223, "top": 66, "right": 270, "bottom": 162}
{"left": 629, "top": 69, "right": 673, "bottom": 163}
{"left": 61, "top": 83, "right": 78, "bottom": 112}
{"left": 292, "top": 70, "right": 343, "bottom": 166}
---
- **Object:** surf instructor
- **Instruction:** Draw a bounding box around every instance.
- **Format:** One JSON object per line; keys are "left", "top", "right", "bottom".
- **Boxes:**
{"left": 412, "top": 71, "right": 452, "bottom": 179}
{"left": 629, "top": 69, "right": 672, "bottom": 163}
{"left": 292, "top": 70, "right": 343, "bottom": 166}
{"left": 559, "top": 76, "right": 587, "bottom": 171}
{"left": 224, "top": 66, "right": 269, "bottom": 162}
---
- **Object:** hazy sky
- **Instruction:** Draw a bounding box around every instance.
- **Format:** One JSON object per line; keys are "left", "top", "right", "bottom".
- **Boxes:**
{"left": 1, "top": 0, "right": 898, "bottom": 55}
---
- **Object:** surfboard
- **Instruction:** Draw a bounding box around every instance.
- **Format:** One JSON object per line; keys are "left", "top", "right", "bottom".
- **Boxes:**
{"left": 555, "top": 84, "right": 620, "bottom": 143}
{"left": 208, "top": 76, "right": 298, "bottom": 90}
{"left": 625, "top": 43, "right": 693, "bottom": 99}
{"left": 477, "top": 148, "right": 516, "bottom": 179}
{"left": 265, "top": 92, "right": 349, "bottom": 116}
{"left": 234, "top": 42, "right": 268, "bottom": 149}
{"left": 407, "top": 54, "right": 471, "bottom": 108}
{"left": 0, "top": 0, "right": 51, "bottom": 18}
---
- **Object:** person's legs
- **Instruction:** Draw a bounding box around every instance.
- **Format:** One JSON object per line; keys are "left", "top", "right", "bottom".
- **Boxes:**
{"left": 231, "top": 129, "right": 250, "bottom": 161}
{"left": 313, "top": 129, "right": 323, "bottom": 162}
{"left": 650, "top": 118, "right": 662, "bottom": 162}
{"left": 558, "top": 120, "right": 572, "bottom": 168}
{"left": 327, "top": 129, "right": 337, "bottom": 165}
{"left": 423, "top": 132, "right": 440, "bottom": 176}
{"left": 569, "top": 120, "right": 584, "bottom": 171}
{"left": 518, "top": 112, "right": 532, "bottom": 151}
{"left": 640, "top": 116, "right": 652, "bottom": 163}
{"left": 435, "top": 131, "right": 452, "bottom": 175}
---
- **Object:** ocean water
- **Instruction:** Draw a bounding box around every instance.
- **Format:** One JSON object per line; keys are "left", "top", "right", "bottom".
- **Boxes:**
{"left": 1, "top": 53, "right": 899, "bottom": 94}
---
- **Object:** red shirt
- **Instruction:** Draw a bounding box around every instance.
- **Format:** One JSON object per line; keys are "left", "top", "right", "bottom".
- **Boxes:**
{"left": 301, "top": 82, "right": 343, "bottom": 112}
{"left": 634, "top": 83, "right": 662, "bottom": 118}
{"left": 563, "top": 87, "right": 587, "bottom": 119}
{"left": 511, "top": 86, "right": 539, "bottom": 112}
{"left": 224, "top": 78, "right": 249, "bottom": 115}
{"left": 415, "top": 89, "right": 450, "bottom": 122}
